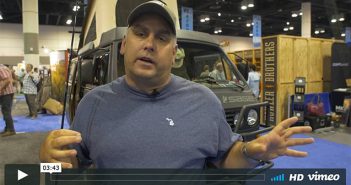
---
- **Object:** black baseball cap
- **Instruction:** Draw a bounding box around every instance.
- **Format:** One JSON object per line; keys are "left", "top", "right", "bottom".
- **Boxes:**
{"left": 127, "top": 0, "right": 177, "bottom": 35}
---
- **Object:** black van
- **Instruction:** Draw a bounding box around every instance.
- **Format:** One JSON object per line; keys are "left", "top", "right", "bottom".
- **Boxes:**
{"left": 66, "top": 27, "right": 260, "bottom": 134}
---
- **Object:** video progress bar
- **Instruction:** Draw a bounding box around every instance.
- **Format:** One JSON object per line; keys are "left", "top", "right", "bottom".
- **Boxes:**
{"left": 49, "top": 173, "right": 265, "bottom": 182}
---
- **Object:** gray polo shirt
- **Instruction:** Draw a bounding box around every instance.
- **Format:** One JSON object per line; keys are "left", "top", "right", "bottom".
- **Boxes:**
{"left": 71, "top": 75, "right": 240, "bottom": 168}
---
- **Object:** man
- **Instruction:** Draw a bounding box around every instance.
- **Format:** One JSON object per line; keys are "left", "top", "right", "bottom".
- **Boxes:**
{"left": 236, "top": 59, "right": 249, "bottom": 81}
{"left": 22, "top": 64, "right": 39, "bottom": 119}
{"left": 247, "top": 64, "right": 261, "bottom": 98}
{"left": 0, "top": 64, "right": 16, "bottom": 137}
{"left": 209, "top": 62, "right": 226, "bottom": 80}
{"left": 40, "top": 0, "right": 314, "bottom": 169}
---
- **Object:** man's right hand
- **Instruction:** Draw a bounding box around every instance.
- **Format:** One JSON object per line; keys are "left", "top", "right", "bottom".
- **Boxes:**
{"left": 39, "top": 129, "right": 82, "bottom": 168}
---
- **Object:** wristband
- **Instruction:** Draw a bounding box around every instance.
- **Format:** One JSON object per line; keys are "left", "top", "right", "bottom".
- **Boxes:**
{"left": 241, "top": 142, "right": 265, "bottom": 166}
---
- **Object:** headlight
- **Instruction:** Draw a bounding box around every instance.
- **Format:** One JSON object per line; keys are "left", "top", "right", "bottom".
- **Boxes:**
{"left": 247, "top": 109, "right": 258, "bottom": 126}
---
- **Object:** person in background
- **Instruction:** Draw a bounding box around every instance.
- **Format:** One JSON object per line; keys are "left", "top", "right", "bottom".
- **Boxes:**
{"left": 39, "top": 0, "right": 314, "bottom": 170}
{"left": 17, "top": 68, "right": 25, "bottom": 93}
{"left": 22, "top": 64, "right": 39, "bottom": 119}
{"left": 0, "top": 64, "right": 16, "bottom": 137}
{"left": 200, "top": 65, "right": 210, "bottom": 78}
{"left": 37, "top": 67, "right": 51, "bottom": 114}
{"left": 171, "top": 48, "right": 190, "bottom": 80}
{"left": 236, "top": 59, "right": 249, "bottom": 81}
{"left": 247, "top": 64, "right": 261, "bottom": 98}
{"left": 209, "top": 62, "right": 226, "bottom": 80}
{"left": 6, "top": 65, "right": 20, "bottom": 94}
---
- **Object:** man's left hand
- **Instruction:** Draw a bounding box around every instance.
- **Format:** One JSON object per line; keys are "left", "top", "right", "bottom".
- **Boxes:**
{"left": 246, "top": 117, "right": 314, "bottom": 161}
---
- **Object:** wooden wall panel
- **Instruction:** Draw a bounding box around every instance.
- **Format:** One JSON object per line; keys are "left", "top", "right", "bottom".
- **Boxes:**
{"left": 308, "top": 40, "right": 322, "bottom": 82}
{"left": 276, "top": 83, "right": 295, "bottom": 122}
{"left": 321, "top": 41, "right": 333, "bottom": 81}
{"left": 306, "top": 81, "right": 323, "bottom": 93}
{"left": 278, "top": 37, "right": 294, "bottom": 83}
{"left": 293, "top": 39, "right": 308, "bottom": 78}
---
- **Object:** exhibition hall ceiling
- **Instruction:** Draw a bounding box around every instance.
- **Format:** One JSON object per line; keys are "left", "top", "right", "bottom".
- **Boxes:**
{"left": 0, "top": 0, "right": 350, "bottom": 39}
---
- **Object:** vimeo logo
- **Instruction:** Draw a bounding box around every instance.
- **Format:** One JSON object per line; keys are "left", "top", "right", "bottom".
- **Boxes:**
{"left": 271, "top": 174, "right": 285, "bottom": 182}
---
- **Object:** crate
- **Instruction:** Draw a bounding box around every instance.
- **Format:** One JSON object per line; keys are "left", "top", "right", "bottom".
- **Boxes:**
{"left": 261, "top": 35, "right": 340, "bottom": 125}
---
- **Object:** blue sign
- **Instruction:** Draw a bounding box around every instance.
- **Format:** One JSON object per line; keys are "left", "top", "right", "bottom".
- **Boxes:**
{"left": 253, "top": 15, "right": 262, "bottom": 48}
{"left": 346, "top": 27, "right": 351, "bottom": 46}
{"left": 181, "top": 7, "right": 193, "bottom": 31}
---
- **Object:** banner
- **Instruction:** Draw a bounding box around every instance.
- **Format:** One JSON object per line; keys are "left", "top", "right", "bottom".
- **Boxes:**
{"left": 181, "top": 7, "right": 193, "bottom": 31}
{"left": 253, "top": 15, "right": 262, "bottom": 48}
{"left": 345, "top": 27, "right": 351, "bottom": 46}
{"left": 262, "top": 37, "right": 278, "bottom": 126}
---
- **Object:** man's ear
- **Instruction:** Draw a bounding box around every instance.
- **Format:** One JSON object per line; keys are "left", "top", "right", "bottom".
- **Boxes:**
{"left": 120, "top": 36, "right": 126, "bottom": 55}
{"left": 173, "top": 44, "right": 178, "bottom": 55}
{"left": 172, "top": 44, "right": 178, "bottom": 65}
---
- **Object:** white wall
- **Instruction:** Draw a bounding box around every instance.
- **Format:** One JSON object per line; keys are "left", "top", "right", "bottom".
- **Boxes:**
{"left": 212, "top": 35, "right": 254, "bottom": 53}
{"left": 0, "top": 23, "right": 80, "bottom": 59}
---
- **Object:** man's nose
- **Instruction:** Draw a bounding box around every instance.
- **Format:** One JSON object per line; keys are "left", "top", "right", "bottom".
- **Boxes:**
{"left": 144, "top": 35, "right": 156, "bottom": 52}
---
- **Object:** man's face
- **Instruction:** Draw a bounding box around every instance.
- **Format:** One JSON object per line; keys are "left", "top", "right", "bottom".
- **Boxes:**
{"left": 120, "top": 14, "right": 177, "bottom": 84}
{"left": 25, "top": 64, "right": 32, "bottom": 73}
{"left": 217, "top": 63, "right": 223, "bottom": 72}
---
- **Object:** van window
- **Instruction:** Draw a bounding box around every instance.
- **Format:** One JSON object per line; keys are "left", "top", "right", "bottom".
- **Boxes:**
{"left": 93, "top": 53, "right": 109, "bottom": 85}
{"left": 175, "top": 42, "right": 245, "bottom": 89}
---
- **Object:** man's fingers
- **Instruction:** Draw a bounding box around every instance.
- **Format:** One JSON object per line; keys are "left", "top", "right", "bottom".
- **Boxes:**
{"left": 285, "top": 149, "right": 309, "bottom": 157}
{"left": 51, "top": 129, "right": 81, "bottom": 138}
{"left": 286, "top": 138, "right": 314, "bottom": 147}
{"left": 48, "top": 159, "right": 73, "bottom": 169}
{"left": 274, "top": 117, "right": 298, "bottom": 133}
{"left": 51, "top": 135, "right": 82, "bottom": 149}
{"left": 283, "top": 126, "right": 313, "bottom": 138}
{"left": 50, "top": 149, "right": 77, "bottom": 159}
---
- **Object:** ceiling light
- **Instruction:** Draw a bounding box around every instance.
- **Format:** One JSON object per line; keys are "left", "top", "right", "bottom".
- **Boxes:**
{"left": 66, "top": 18, "right": 72, "bottom": 25}
{"left": 73, "top": 5, "right": 80, "bottom": 11}
{"left": 218, "top": 12, "right": 221, "bottom": 16}
{"left": 231, "top": 19, "right": 234, "bottom": 23}
{"left": 341, "top": 33, "right": 345, "bottom": 37}
{"left": 0, "top": 12, "right": 3, "bottom": 20}
{"left": 241, "top": 0, "right": 248, "bottom": 10}
{"left": 247, "top": 0, "right": 254, "bottom": 7}
{"left": 314, "top": 30, "right": 319, "bottom": 35}
{"left": 249, "top": 32, "right": 253, "bottom": 37}
{"left": 214, "top": 27, "right": 222, "bottom": 34}
{"left": 320, "top": 29, "right": 325, "bottom": 33}
{"left": 331, "top": 15, "right": 337, "bottom": 23}
{"left": 286, "top": 22, "right": 290, "bottom": 25}
{"left": 200, "top": 15, "right": 210, "bottom": 22}
{"left": 299, "top": 12, "right": 303, "bottom": 16}
{"left": 291, "top": 11, "right": 299, "bottom": 17}
{"left": 246, "top": 23, "right": 251, "bottom": 27}
{"left": 289, "top": 26, "right": 294, "bottom": 30}
{"left": 338, "top": 13, "right": 345, "bottom": 21}
{"left": 283, "top": 27, "right": 289, "bottom": 31}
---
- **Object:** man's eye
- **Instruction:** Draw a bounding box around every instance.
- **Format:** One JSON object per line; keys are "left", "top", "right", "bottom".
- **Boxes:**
{"left": 136, "top": 31, "right": 145, "bottom": 37}
{"left": 158, "top": 35, "right": 170, "bottom": 42}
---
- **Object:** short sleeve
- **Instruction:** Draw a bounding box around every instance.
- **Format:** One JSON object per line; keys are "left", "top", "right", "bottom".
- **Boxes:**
{"left": 70, "top": 92, "right": 100, "bottom": 167}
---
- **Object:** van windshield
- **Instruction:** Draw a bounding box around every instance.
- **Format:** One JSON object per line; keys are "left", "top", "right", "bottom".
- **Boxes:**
{"left": 172, "top": 42, "right": 246, "bottom": 89}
